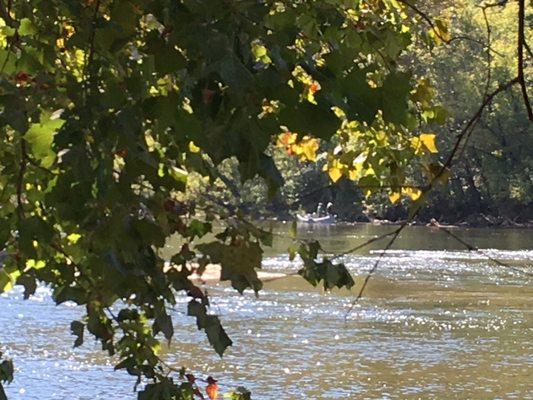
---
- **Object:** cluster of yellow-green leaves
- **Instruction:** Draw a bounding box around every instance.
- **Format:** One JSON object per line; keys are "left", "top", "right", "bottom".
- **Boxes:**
{"left": 0, "top": 0, "right": 443, "bottom": 398}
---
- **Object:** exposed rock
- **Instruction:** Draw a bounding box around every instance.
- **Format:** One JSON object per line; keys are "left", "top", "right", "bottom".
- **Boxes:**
{"left": 165, "top": 262, "right": 287, "bottom": 283}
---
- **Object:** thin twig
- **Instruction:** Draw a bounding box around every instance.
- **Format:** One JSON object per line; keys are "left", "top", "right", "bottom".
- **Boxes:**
{"left": 156, "top": 356, "right": 184, "bottom": 375}
{"left": 344, "top": 227, "right": 403, "bottom": 320}
{"left": 460, "top": 4, "right": 496, "bottom": 154}
{"left": 480, "top": 7, "right": 492, "bottom": 101}
{"left": 524, "top": 40, "right": 533, "bottom": 59}
{"left": 16, "top": 140, "right": 27, "bottom": 220}
{"left": 331, "top": 226, "right": 402, "bottom": 261}
{"left": 448, "top": 36, "right": 504, "bottom": 57}
{"left": 517, "top": 0, "right": 533, "bottom": 121}
{"left": 343, "top": 78, "right": 519, "bottom": 314}
{"left": 398, "top": 0, "right": 505, "bottom": 57}
{"left": 436, "top": 225, "right": 533, "bottom": 277}
{"left": 436, "top": 78, "right": 518, "bottom": 185}
{"left": 26, "top": 156, "right": 56, "bottom": 175}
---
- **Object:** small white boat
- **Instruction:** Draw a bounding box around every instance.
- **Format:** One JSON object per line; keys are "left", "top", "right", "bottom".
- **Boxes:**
{"left": 296, "top": 214, "right": 336, "bottom": 224}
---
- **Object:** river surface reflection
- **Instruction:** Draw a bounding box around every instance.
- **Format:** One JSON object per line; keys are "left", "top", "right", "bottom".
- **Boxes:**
{"left": 1, "top": 224, "right": 532, "bottom": 399}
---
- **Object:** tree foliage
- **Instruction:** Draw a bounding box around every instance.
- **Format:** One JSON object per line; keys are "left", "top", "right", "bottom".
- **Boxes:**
{"left": 2, "top": 0, "right": 523, "bottom": 398}
{"left": 411, "top": 0, "right": 533, "bottom": 223}
{"left": 189, "top": 1, "right": 532, "bottom": 225}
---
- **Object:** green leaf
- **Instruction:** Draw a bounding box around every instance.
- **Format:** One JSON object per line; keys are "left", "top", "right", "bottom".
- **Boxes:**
{"left": 381, "top": 71, "right": 412, "bottom": 125}
{"left": 132, "top": 219, "right": 166, "bottom": 248}
{"left": 342, "top": 69, "right": 380, "bottom": 124}
{"left": 153, "top": 311, "right": 174, "bottom": 342}
{"left": 1, "top": 94, "right": 28, "bottom": 133}
{"left": 0, "top": 382, "right": 7, "bottom": 400}
{"left": 258, "top": 154, "right": 284, "bottom": 198}
{"left": 227, "top": 387, "right": 252, "bottom": 400}
{"left": 280, "top": 100, "right": 339, "bottom": 140}
{"left": 187, "top": 300, "right": 232, "bottom": 356}
{"left": 186, "top": 220, "right": 212, "bottom": 239}
{"left": 25, "top": 110, "right": 65, "bottom": 168}
{"left": 70, "top": 321, "right": 85, "bottom": 348}
{"left": 298, "top": 258, "right": 354, "bottom": 290}
{"left": 0, "top": 356, "right": 14, "bottom": 384}
{"left": 18, "top": 216, "right": 55, "bottom": 254}
{"left": 197, "top": 241, "right": 263, "bottom": 294}
{"left": 0, "top": 266, "right": 20, "bottom": 294}
{"left": 0, "top": 50, "right": 16, "bottom": 74}
{"left": 297, "top": 242, "right": 354, "bottom": 290}
{"left": 19, "top": 18, "right": 38, "bottom": 36}
{"left": 17, "top": 273, "right": 37, "bottom": 299}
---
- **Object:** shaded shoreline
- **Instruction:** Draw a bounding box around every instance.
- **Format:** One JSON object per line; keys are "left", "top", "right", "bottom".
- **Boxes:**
{"left": 268, "top": 216, "right": 533, "bottom": 229}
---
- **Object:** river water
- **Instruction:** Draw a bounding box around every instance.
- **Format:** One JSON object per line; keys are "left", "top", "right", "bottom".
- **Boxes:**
{"left": 1, "top": 224, "right": 532, "bottom": 399}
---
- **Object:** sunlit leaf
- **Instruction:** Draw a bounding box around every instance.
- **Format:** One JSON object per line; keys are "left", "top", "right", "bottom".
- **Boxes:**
{"left": 189, "top": 141, "right": 200, "bottom": 153}
{"left": 420, "top": 133, "right": 438, "bottom": 153}
{"left": 328, "top": 167, "right": 342, "bottom": 183}
{"left": 25, "top": 110, "right": 65, "bottom": 168}
{"left": 389, "top": 191, "right": 401, "bottom": 204}
{"left": 0, "top": 266, "right": 20, "bottom": 294}
{"left": 402, "top": 187, "right": 422, "bottom": 201}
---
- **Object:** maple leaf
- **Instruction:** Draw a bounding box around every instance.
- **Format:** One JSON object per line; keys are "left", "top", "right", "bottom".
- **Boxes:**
{"left": 206, "top": 377, "right": 218, "bottom": 400}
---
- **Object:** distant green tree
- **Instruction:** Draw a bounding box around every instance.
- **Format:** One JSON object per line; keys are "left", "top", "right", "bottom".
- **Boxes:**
{"left": 410, "top": 0, "right": 533, "bottom": 223}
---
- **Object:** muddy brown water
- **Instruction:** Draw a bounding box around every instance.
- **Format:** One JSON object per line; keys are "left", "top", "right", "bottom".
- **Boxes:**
{"left": 1, "top": 224, "right": 532, "bottom": 399}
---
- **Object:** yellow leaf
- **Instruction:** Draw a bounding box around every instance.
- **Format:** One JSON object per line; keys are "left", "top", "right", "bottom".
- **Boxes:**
{"left": 74, "top": 49, "right": 85, "bottom": 67}
{"left": 375, "top": 131, "right": 387, "bottom": 145}
{"left": 420, "top": 133, "right": 438, "bottom": 153}
{"left": 26, "top": 259, "right": 46, "bottom": 270}
{"left": 277, "top": 132, "right": 297, "bottom": 147}
{"left": 169, "top": 166, "right": 188, "bottom": 183}
{"left": 401, "top": 187, "right": 422, "bottom": 201}
{"left": 188, "top": 141, "right": 200, "bottom": 153}
{"left": 67, "top": 233, "right": 82, "bottom": 244}
{"left": 364, "top": 166, "right": 375, "bottom": 177}
{"left": 389, "top": 191, "right": 401, "bottom": 204}
{"left": 0, "top": 267, "right": 20, "bottom": 293}
{"left": 410, "top": 136, "right": 422, "bottom": 155}
{"left": 251, "top": 42, "right": 268, "bottom": 60}
{"left": 145, "top": 132, "right": 156, "bottom": 151}
{"left": 328, "top": 167, "right": 343, "bottom": 183}
{"left": 300, "top": 137, "right": 319, "bottom": 161}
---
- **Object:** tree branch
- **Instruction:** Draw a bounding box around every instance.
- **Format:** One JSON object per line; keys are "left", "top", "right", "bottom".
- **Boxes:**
{"left": 480, "top": 7, "right": 493, "bottom": 101}
{"left": 83, "top": 0, "right": 101, "bottom": 99}
{"left": 436, "top": 225, "right": 533, "bottom": 277}
{"left": 435, "top": 78, "right": 519, "bottom": 184}
{"left": 344, "top": 226, "right": 403, "bottom": 319}
{"left": 343, "top": 78, "right": 519, "bottom": 314}
{"left": 481, "top": 0, "right": 509, "bottom": 9}
{"left": 517, "top": 0, "right": 533, "bottom": 121}
{"left": 0, "top": 0, "right": 16, "bottom": 27}
{"left": 398, "top": 0, "right": 505, "bottom": 57}
{"left": 524, "top": 40, "right": 533, "bottom": 59}
{"left": 16, "top": 140, "right": 27, "bottom": 220}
